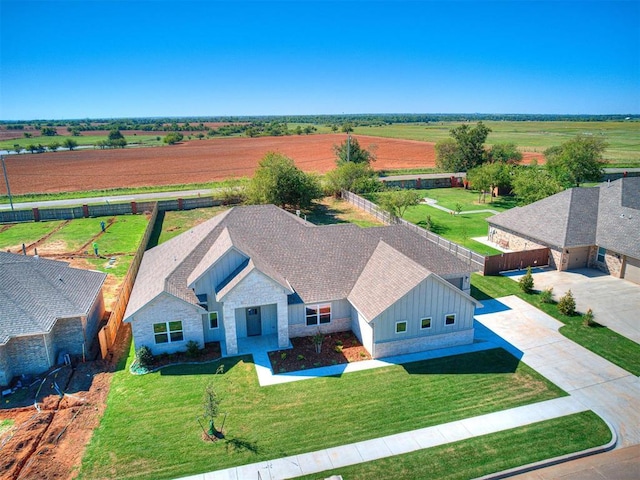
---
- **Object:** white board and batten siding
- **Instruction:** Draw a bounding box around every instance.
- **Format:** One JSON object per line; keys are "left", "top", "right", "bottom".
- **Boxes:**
{"left": 351, "top": 306, "right": 374, "bottom": 354}
{"left": 372, "top": 276, "right": 475, "bottom": 343}
{"left": 192, "top": 249, "right": 247, "bottom": 297}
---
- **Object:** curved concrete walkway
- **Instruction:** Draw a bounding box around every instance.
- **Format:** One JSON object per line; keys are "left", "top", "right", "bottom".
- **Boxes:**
{"left": 175, "top": 295, "right": 640, "bottom": 480}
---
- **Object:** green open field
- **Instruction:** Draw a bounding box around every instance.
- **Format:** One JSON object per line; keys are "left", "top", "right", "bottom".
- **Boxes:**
{"left": 0, "top": 134, "right": 163, "bottom": 151}
{"left": 79, "top": 347, "right": 571, "bottom": 480}
{"left": 354, "top": 121, "right": 640, "bottom": 165}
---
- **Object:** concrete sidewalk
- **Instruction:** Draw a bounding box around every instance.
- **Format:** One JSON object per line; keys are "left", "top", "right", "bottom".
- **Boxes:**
{"left": 176, "top": 397, "right": 589, "bottom": 480}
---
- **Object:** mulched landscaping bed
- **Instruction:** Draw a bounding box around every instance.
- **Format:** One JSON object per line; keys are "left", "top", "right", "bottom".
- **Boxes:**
{"left": 268, "top": 331, "right": 372, "bottom": 373}
{"left": 132, "top": 342, "right": 222, "bottom": 374}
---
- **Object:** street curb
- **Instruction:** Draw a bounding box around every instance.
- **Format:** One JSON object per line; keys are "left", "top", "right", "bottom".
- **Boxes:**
{"left": 474, "top": 417, "right": 618, "bottom": 480}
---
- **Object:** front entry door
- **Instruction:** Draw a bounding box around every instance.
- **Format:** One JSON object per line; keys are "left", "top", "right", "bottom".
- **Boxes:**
{"left": 246, "top": 307, "right": 262, "bottom": 336}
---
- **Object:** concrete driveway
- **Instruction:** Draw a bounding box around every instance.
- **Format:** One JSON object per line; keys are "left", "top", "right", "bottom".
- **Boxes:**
{"left": 475, "top": 295, "right": 640, "bottom": 448}
{"left": 507, "top": 268, "right": 640, "bottom": 344}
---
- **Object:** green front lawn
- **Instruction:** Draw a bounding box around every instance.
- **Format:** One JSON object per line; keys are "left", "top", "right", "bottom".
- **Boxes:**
{"left": 79, "top": 347, "right": 564, "bottom": 480}
{"left": 472, "top": 273, "right": 640, "bottom": 376}
{"left": 293, "top": 410, "right": 611, "bottom": 480}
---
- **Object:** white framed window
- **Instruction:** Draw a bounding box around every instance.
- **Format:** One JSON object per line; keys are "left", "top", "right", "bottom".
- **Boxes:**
{"left": 208, "top": 311, "right": 219, "bottom": 329}
{"left": 153, "top": 320, "right": 184, "bottom": 344}
{"left": 306, "top": 304, "right": 331, "bottom": 326}
{"left": 395, "top": 321, "right": 407, "bottom": 334}
{"left": 420, "top": 317, "right": 432, "bottom": 329}
{"left": 445, "top": 314, "right": 456, "bottom": 326}
{"left": 597, "top": 247, "right": 606, "bottom": 263}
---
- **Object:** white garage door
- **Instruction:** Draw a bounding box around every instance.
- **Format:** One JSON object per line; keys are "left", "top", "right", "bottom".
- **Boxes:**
{"left": 624, "top": 256, "right": 640, "bottom": 284}
{"left": 567, "top": 247, "right": 590, "bottom": 270}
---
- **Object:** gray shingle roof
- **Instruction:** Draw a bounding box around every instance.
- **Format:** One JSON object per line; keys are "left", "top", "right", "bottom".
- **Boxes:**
{"left": 487, "top": 177, "right": 639, "bottom": 258}
{"left": 125, "top": 204, "right": 473, "bottom": 320}
{"left": 596, "top": 177, "right": 640, "bottom": 259}
{"left": 487, "top": 188, "right": 599, "bottom": 248}
{"left": 348, "top": 241, "right": 430, "bottom": 320}
{"left": 0, "top": 252, "right": 106, "bottom": 345}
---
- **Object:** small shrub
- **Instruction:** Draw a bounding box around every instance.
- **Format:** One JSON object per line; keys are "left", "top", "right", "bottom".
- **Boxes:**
{"left": 334, "top": 345, "right": 343, "bottom": 353}
{"left": 311, "top": 331, "right": 324, "bottom": 353}
{"left": 297, "top": 354, "right": 305, "bottom": 361}
{"left": 185, "top": 340, "right": 201, "bottom": 358}
{"left": 279, "top": 368, "right": 286, "bottom": 373}
{"left": 136, "top": 346, "right": 154, "bottom": 368}
{"left": 583, "top": 308, "right": 595, "bottom": 327}
{"left": 280, "top": 352, "right": 287, "bottom": 360}
{"left": 313, "top": 362, "right": 321, "bottom": 367}
{"left": 359, "top": 351, "right": 368, "bottom": 358}
{"left": 425, "top": 215, "right": 433, "bottom": 232}
{"left": 300, "top": 365, "right": 306, "bottom": 370}
{"left": 540, "top": 287, "right": 554, "bottom": 304}
{"left": 331, "top": 360, "right": 338, "bottom": 365}
{"left": 558, "top": 289, "right": 577, "bottom": 316}
{"left": 519, "top": 266, "right": 535, "bottom": 294}
{"left": 335, "top": 340, "right": 343, "bottom": 346}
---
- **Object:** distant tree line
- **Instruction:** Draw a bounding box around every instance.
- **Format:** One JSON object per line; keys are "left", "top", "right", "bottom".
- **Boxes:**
{"left": 2, "top": 113, "right": 637, "bottom": 132}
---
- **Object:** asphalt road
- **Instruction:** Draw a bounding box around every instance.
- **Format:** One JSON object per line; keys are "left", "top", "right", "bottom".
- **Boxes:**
{"left": 0, "top": 189, "right": 215, "bottom": 211}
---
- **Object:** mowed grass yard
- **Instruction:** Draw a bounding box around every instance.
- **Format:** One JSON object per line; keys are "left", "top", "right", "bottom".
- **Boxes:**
{"left": 79, "top": 348, "right": 574, "bottom": 480}
{"left": 367, "top": 187, "right": 507, "bottom": 255}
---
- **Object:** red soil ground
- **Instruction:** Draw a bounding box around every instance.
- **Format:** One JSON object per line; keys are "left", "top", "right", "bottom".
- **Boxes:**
{"left": 0, "top": 134, "right": 543, "bottom": 195}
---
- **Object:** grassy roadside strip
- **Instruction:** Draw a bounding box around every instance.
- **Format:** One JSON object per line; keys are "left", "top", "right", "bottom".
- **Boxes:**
{"left": 292, "top": 411, "right": 611, "bottom": 480}
{"left": 471, "top": 273, "right": 640, "bottom": 375}
{"left": 0, "top": 179, "right": 249, "bottom": 205}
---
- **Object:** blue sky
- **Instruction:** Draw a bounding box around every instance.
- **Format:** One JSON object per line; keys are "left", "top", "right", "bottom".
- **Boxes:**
{"left": 1, "top": 0, "right": 638, "bottom": 120}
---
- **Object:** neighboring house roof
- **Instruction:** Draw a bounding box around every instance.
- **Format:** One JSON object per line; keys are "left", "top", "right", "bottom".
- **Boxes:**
{"left": 487, "top": 177, "right": 640, "bottom": 258}
{"left": 0, "top": 252, "right": 106, "bottom": 345}
{"left": 596, "top": 177, "right": 640, "bottom": 259}
{"left": 125, "top": 204, "right": 473, "bottom": 320}
{"left": 487, "top": 187, "right": 599, "bottom": 248}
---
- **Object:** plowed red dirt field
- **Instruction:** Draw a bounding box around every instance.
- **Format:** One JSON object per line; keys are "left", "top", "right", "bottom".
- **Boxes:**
{"left": 0, "top": 134, "right": 543, "bottom": 195}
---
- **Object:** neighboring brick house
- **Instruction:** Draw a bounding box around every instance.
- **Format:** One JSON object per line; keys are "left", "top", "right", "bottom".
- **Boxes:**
{"left": 124, "top": 204, "right": 479, "bottom": 359}
{"left": 487, "top": 177, "right": 640, "bottom": 284}
{"left": 0, "top": 252, "right": 106, "bottom": 387}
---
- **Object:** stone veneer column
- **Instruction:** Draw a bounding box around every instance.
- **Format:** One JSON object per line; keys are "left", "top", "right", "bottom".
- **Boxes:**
{"left": 277, "top": 297, "right": 289, "bottom": 348}
{"left": 223, "top": 303, "right": 238, "bottom": 355}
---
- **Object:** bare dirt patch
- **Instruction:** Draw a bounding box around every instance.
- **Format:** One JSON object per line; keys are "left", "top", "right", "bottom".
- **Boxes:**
{"left": 0, "top": 134, "right": 544, "bottom": 195}
{"left": 0, "top": 324, "right": 131, "bottom": 480}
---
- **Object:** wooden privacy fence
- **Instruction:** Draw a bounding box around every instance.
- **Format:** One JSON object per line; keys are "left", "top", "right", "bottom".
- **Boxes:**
{"left": 97, "top": 202, "right": 159, "bottom": 359}
{"left": 341, "top": 190, "right": 485, "bottom": 271}
{"left": 483, "top": 248, "right": 550, "bottom": 276}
